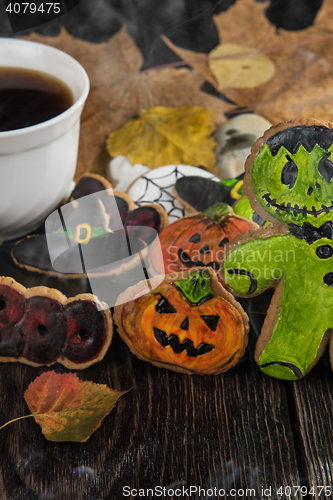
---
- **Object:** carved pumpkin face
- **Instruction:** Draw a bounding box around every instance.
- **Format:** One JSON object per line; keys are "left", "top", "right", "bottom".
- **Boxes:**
{"left": 150, "top": 203, "right": 257, "bottom": 275}
{"left": 115, "top": 269, "right": 248, "bottom": 375}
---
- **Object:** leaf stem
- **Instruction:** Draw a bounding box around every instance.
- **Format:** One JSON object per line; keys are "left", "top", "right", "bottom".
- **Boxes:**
{"left": 143, "top": 32, "right": 333, "bottom": 74}
{"left": 0, "top": 414, "right": 34, "bottom": 430}
{"left": 226, "top": 108, "right": 254, "bottom": 115}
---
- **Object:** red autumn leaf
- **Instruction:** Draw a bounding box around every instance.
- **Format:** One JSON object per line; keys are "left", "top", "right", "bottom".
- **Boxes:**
{"left": 24, "top": 371, "right": 126, "bottom": 442}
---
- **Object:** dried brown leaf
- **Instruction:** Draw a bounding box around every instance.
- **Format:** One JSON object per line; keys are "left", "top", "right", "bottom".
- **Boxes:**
{"left": 24, "top": 371, "right": 126, "bottom": 442}
{"left": 21, "top": 27, "right": 233, "bottom": 175}
{"left": 209, "top": 43, "right": 275, "bottom": 90}
{"left": 163, "top": 0, "right": 333, "bottom": 124}
{"left": 213, "top": 0, "right": 333, "bottom": 123}
{"left": 0, "top": 371, "right": 127, "bottom": 443}
{"left": 213, "top": 0, "right": 271, "bottom": 48}
{"left": 160, "top": 34, "right": 218, "bottom": 88}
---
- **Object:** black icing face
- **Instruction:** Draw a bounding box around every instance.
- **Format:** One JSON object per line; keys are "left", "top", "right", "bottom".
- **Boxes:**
{"left": 177, "top": 248, "right": 220, "bottom": 271}
{"left": 251, "top": 126, "right": 333, "bottom": 226}
{"left": 153, "top": 326, "right": 215, "bottom": 357}
{"left": 152, "top": 295, "right": 217, "bottom": 357}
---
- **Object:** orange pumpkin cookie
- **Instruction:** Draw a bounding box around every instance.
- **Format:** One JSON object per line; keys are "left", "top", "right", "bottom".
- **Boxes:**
{"left": 149, "top": 203, "right": 257, "bottom": 276}
{"left": 114, "top": 268, "right": 249, "bottom": 375}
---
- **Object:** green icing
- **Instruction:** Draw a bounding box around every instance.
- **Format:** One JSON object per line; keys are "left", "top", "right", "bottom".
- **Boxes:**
{"left": 224, "top": 232, "right": 333, "bottom": 380}
{"left": 233, "top": 195, "right": 270, "bottom": 225}
{"left": 258, "top": 364, "right": 298, "bottom": 381}
{"left": 58, "top": 226, "right": 109, "bottom": 241}
{"left": 223, "top": 133, "right": 333, "bottom": 380}
{"left": 174, "top": 269, "right": 215, "bottom": 305}
{"left": 233, "top": 196, "right": 254, "bottom": 220}
{"left": 219, "top": 178, "right": 244, "bottom": 196}
{"left": 252, "top": 143, "right": 333, "bottom": 228}
{"left": 201, "top": 203, "right": 233, "bottom": 222}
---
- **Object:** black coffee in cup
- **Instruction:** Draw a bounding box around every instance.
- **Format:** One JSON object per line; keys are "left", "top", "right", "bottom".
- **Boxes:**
{"left": 0, "top": 67, "right": 73, "bottom": 132}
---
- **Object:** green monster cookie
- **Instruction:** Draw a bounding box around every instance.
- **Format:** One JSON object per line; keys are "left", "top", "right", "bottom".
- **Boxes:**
{"left": 223, "top": 118, "right": 333, "bottom": 380}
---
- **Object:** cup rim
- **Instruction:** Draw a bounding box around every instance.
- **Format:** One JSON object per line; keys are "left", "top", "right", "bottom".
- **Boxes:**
{"left": 0, "top": 37, "right": 90, "bottom": 137}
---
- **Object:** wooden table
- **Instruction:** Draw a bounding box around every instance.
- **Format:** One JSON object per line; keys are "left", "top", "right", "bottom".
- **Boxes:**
{"left": 0, "top": 1, "right": 332, "bottom": 496}
{"left": 0, "top": 235, "right": 332, "bottom": 500}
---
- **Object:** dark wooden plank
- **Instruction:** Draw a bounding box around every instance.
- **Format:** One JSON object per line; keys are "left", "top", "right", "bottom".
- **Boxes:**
{"left": 0, "top": 239, "right": 300, "bottom": 499}
{"left": 292, "top": 359, "right": 333, "bottom": 499}
{"left": 0, "top": 327, "right": 301, "bottom": 499}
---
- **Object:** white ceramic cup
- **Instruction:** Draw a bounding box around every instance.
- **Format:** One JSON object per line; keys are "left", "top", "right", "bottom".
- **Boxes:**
{"left": 0, "top": 38, "right": 90, "bottom": 241}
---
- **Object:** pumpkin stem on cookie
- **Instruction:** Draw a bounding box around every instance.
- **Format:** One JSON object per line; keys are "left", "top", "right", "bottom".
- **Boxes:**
{"left": 201, "top": 203, "right": 233, "bottom": 223}
{"left": 174, "top": 269, "right": 215, "bottom": 305}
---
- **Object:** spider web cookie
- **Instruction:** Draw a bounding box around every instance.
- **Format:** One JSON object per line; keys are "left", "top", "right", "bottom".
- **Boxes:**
{"left": 127, "top": 165, "right": 220, "bottom": 223}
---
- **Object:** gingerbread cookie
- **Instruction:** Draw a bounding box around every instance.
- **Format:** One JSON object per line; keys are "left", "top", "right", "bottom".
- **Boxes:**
{"left": 69, "top": 172, "right": 168, "bottom": 235}
{"left": 174, "top": 174, "right": 267, "bottom": 226}
{"left": 149, "top": 203, "right": 258, "bottom": 276}
{"left": 114, "top": 268, "right": 249, "bottom": 375}
{"left": 173, "top": 174, "right": 243, "bottom": 214}
{"left": 108, "top": 156, "right": 149, "bottom": 193}
{"left": 0, "top": 276, "right": 112, "bottom": 369}
{"left": 223, "top": 118, "right": 333, "bottom": 380}
{"left": 12, "top": 173, "right": 168, "bottom": 278}
{"left": 127, "top": 165, "right": 220, "bottom": 223}
{"left": 232, "top": 195, "right": 268, "bottom": 226}
{"left": 70, "top": 173, "right": 137, "bottom": 225}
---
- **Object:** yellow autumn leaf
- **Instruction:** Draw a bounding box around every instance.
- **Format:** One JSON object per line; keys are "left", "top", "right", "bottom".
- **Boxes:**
{"left": 106, "top": 106, "right": 218, "bottom": 171}
{"left": 208, "top": 44, "right": 275, "bottom": 90}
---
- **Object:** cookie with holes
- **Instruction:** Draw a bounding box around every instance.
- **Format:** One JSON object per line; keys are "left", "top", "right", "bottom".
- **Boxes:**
{"left": 149, "top": 203, "right": 257, "bottom": 276}
{"left": 0, "top": 277, "right": 112, "bottom": 368}
{"left": 223, "top": 118, "right": 333, "bottom": 380}
{"left": 114, "top": 268, "right": 249, "bottom": 375}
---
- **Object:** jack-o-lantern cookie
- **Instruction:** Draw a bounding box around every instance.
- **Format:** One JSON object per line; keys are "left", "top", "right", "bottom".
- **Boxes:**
{"left": 223, "top": 118, "right": 333, "bottom": 380}
{"left": 149, "top": 203, "right": 257, "bottom": 276}
{"left": 114, "top": 268, "right": 249, "bottom": 375}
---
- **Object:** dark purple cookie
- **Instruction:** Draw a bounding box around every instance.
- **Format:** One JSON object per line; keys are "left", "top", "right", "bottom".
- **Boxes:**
{"left": 70, "top": 174, "right": 130, "bottom": 224}
{"left": 63, "top": 300, "right": 107, "bottom": 364}
{"left": 71, "top": 175, "right": 108, "bottom": 199}
{"left": 19, "top": 296, "right": 66, "bottom": 364}
{"left": 0, "top": 283, "right": 25, "bottom": 325}
{"left": 0, "top": 283, "right": 25, "bottom": 358}
{"left": 0, "top": 323, "right": 25, "bottom": 358}
{"left": 126, "top": 206, "right": 163, "bottom": 244}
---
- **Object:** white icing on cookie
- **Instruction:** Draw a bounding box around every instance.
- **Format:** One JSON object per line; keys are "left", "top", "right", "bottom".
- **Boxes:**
{"left": 127, "top": 165, "right": 220, "bottom": 223}
{"left": 109, "top": 156, "right": 149, "bottom": 192}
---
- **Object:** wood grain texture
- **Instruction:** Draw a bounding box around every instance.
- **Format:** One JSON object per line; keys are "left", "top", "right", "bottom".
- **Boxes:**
{"left": 1, "top": 2, "right": 331, "bottom": 497}
{"left": 0, "top": 327, "right": 301, "bottom": 499}
{"left": 292, "top": 359, "right": 333, "bottom": 499}
{"left": 0, "top": 239, "right": 301, "bottom": 499}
